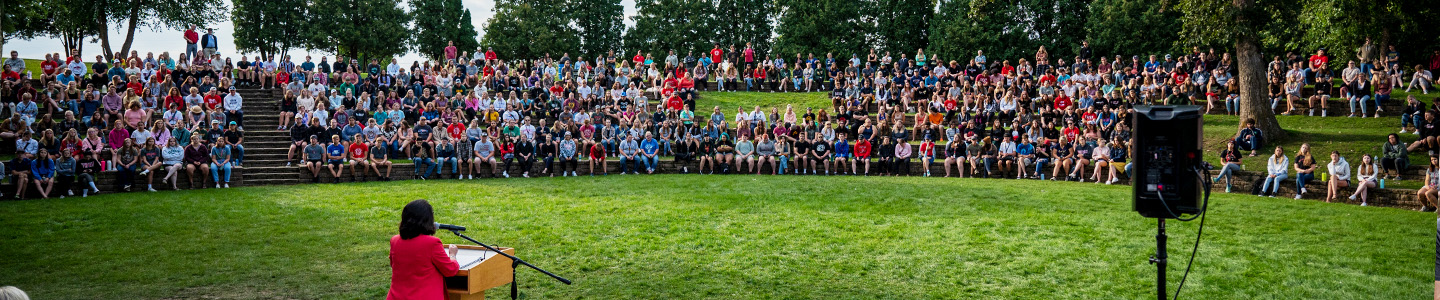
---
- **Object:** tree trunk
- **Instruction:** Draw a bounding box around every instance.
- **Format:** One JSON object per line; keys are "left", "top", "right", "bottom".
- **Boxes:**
{"left": 1232, "top": 0, "right": 1285, "bottom": 142}
{"left": 99, "top": 18, "right": 114, "bottom": 61}
{"left": 117, "top": 0, "right": 142, "bottom": 62}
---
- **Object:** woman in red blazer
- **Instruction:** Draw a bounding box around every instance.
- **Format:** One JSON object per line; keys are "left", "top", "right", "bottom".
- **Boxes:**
{"left": 388, "top": 199, "right": 460, "bottom": 300}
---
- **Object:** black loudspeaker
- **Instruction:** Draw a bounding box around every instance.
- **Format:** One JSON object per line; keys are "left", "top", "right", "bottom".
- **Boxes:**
{"left": 1132, "top": 105, "right": 1203, "bottom": 219}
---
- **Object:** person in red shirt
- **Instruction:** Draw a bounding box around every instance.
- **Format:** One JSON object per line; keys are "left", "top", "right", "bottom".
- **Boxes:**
{"left": 632, "top": 52, "right": 645, "bottom": 66}
{"left": 203, "top": 89, "right": 223, "bottom": 110}
{"left": 184, "top": 26, "right": 200, "bottom": 60}
{"left": 710, "top": 44, "right": 723, "bottom": 65}
{"left": 854, "top": 138, "right": 872, "bottom": 175}
{"left": 387, "top": 199, "right": 460, "bottom": 300}
{"left": 1307, "top": 48, "right": 1329, "bottom": 84}
{"left": 1054, "top": 95, "right": 1072, "bottom": 111}
{"left": 276, "top": 69, "right": 291, "bottom": 87}
{"left": 347, "top": 134, "right": 370, "bottom": 181}
{"left": 666, "top": 94, "right": 683, "bottom": 111}
{"left": 743, "top": 43, "right": 755, "bottom": 67}
{"left": 446, "top": 122, "right": 465, "bottom": 140}
{"left": 40, "top": 54, "right": 60, "bottom": 84}
{"left": 587, "top": 138, "right": 606, "bottom": 175}
{"left": 485, "top": 47, "right": 497, "bottom": 61}
{"left": 163, "top": 88, "right": 184, "bottom": 109}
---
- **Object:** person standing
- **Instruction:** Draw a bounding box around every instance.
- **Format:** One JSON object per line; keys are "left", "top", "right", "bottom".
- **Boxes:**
{"left": 201, "top": 29, "right": 219, "bottom": 59}
{"left": 387, "top": 199, "right": 460, "bottom": 300}
{"left": 184, "top": 26, "right": 200, "bottom": 61}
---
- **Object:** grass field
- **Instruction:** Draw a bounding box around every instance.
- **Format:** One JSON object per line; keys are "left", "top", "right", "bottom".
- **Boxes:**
{"left": 698, "top": 91, "right": 832, "bottom": 112}
{"left": 0, "top": 176, "right": 1430, "bottom": 299}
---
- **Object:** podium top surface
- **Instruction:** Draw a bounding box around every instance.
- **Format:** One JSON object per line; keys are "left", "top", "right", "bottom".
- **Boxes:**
{"left": 454, "top": 248, "right": 499, "bottom": 270}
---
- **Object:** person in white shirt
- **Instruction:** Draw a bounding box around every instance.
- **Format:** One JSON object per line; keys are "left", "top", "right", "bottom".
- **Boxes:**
{"left": 1259, "top": 146, "right": 1290, "bottom": 197}
{"left": 223, "top": 89, "right": 244, "bottom": 129}
{"left": 1325, "top": 151, "right": 1350, "bottom": 202}
{"left": 1348, "top": 154, "right": 1379, "bottom": 205}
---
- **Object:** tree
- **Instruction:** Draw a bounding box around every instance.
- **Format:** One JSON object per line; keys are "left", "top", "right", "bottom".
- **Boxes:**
{"left": 481, "top": 0, "right": 579, "bottom": 60}
{"left": 1, "top": 0, "right": 48, "bottom": 59}
{"left": 232, "top": 0, "right": 306, "bottom": 60}
{"left": 622, "top": 0, "right": 714, "bottom": 59}
{"left": 1177, "top": 0, "right": 1293, "bottom": 141}
{"left": 873, "top": 0, "right": 935, "bottom": 56}
{"left": 774, "top": 0, "right": 870, "bottom": 58}
{"left": 85, "top": 0, "right": 227, "bottom": 61}
{"left": 711, "top": 0, "right": 774, "bottom": 58}
{"left": 38, "top": 0, "right": 104, "bottom": 55}
{"left": 570, "top": 0, "right": 625, "bottom": 58}
{"left": 1297, "top": 0, "right": 1439, "bottom": 68}
{"left": 927, "top": 0, "right": 1024, "bottom": 62}
{"left": 411, "top": 0, "right": 480, "bottom": 61}
{"left": 1019, "top": 0, "right": 1091, "bottom": 60}
{"left": 1086, "top": 0, "right": 1181, "bottom": 59}
{"left": 305, "top": 0, "right": 412, "bottom": 63}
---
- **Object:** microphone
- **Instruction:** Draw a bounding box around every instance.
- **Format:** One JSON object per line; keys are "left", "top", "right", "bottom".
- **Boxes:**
{"left": 435, "top": 222, "right": 467, "bottom": 232}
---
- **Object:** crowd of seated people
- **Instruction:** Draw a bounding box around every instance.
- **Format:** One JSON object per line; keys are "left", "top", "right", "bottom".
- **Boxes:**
{"left": 1, "top": 37, "right": 1436, "bottom": 205}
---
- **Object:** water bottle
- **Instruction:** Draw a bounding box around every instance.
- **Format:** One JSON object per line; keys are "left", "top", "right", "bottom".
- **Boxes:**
{"left": 1378, "top": 178, "right": 1385, "bottom": 189}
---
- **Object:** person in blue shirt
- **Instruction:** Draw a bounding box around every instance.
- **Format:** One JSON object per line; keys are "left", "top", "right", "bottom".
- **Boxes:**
{"left": 31, "top": 149, "right": 56, "bottom": 198}
{"left": 325, "top": 135, "right": 347, "bottom": 183}
{"left": 640, "top": 133, "right": 660, "bottom": 174}
{"left": 833, "top": 133, "right": 852, "bottom": 175}
{"left": 1015, "top": 137, "right": 1035, "bottom": 179}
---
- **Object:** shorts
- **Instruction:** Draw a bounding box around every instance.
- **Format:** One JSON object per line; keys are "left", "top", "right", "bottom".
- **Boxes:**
{"left": 835, "top": 153, "right": 851, "bottom": 158}
{"left": 307, "top": 159, "right": 322, "bottom": 164}
{"left": 328, "top": 159, "right": 344, "bottom": 166}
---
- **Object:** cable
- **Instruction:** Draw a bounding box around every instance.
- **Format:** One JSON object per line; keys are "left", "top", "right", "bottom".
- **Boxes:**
{"left": 1172, "top": 167, "right": 1213, "bottom": 300}
{"left": 1149, "top": 166, "right": 1213, "bottom": 300}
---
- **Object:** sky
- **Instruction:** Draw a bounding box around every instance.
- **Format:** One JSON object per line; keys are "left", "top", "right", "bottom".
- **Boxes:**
{"left": 8, "top": 0, "right": 638, "bottom": 64}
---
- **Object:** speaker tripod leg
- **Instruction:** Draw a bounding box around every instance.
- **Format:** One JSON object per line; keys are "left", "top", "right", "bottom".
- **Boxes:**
{"left": 1151, "top": 218, "right": 1168, "bottom": 300}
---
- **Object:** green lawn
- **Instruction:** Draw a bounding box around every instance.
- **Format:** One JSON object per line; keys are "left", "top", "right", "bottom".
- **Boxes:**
{"left": 0, "top": 176, "right": 1430, "bottom": 299}
{"left": 697, "top": 91, "right": 831, "bottom": 112}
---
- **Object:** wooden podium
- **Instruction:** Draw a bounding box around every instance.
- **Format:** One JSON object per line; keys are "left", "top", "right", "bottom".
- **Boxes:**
{"left": 444, "top": 245, "right": 515, "bottom": 300}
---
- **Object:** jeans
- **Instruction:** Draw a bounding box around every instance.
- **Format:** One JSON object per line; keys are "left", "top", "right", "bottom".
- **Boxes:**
{"left": 1225, "top": 97, "right": 1239, "bottom": 113}
{"left": 1033, "top": 158, "right": 1050, "bottom": 177}
{"left": 229, "top": 145, "right": 245, "bottom": 165}
{"left": 642, "top": 155, "right": 658, "bottom": 171}
{"left": 620, "top": 156, "right": 638, "bottom": 173}
{"left": 1260, "top": 173, "right": 1288, "bottom": 194}
{"left": 211, "top": 162, "right": 232, "bottom": 183}
{"left": 186, "top": 43, "right": 198, "bottom": 61}
{"left": 436, "top": 157, "right": 457, "bottom": 174}
{"left": 778, "top": 156, "right": 789, "bottom": 174}
{"left": 413, "top": 158, "right": 436, "bottom": 178}
{"left": 1235, "top": 135, "right": 1262, "bottom": 152}
{"left": 1216, "top": 163, "right": 1241, "bottom": 188}
{"left": 1295, "top": 172, "right": 1315, "bottom": 191}
{"left": 1349, "top": 95, "right": 1373, "bottom": 115}
{"left": 1403, "top": 113, "right": 1423, "bottom": 129}
{"left": 745, "top": 78, "right": 753, "bottom": 91}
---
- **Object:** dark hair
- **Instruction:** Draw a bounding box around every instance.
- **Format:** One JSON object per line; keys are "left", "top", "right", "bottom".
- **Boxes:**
{"left": 399, "top": 199, "right": 437, "bottom": 240}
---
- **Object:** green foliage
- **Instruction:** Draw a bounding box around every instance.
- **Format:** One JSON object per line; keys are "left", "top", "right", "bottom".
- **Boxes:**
{"left": 927, "top": 0, "right": 1088, "bottom": 64}
{"left": 927, "top": 0, "right": 1021, "bottom": 62}
{"left": 774, "top": 0, "right": 871, "bottom": 58}
{"left": 305, "top": 0, "right": 412, "bottom": 62}
{"left": 1296, "top": 0, "right": 1439, "bottom": 67}
{"left": 411, "top": 0, "right": 481, "bottom": 61}
{"left": 1085, "top": 0, "right": 1181, "bottom": 59}
{"left": 481, "top": 0, "right": 579, "bottom": 60}
{"left": 1, "top": 0, "right": 48, "bottom": 45}
{"left": 80, "top": 0, "right": 227, "bottom": 60}
{"left": 232, "top": 0, "right": 306, "bottom": 59}
{"left": 621, "top": 0, "right": 715, "bottom": 59}
{"left": 570, "top": 0, "right": 625, "bottom": 58}
{"left": 31, "top": 0, "right": 103, "bottom": 53}
{"left": 712, "top": 0, "right": 775, "bottom": 58}
{"left": 872, "top": 0, "right": 936, "bottom": 55}
{"left": 1022, "top": 0, "right": 1091, "bottom": 59}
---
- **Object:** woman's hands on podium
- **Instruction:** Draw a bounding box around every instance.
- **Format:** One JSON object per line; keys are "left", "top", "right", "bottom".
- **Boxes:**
{"left": 447, "top": 244, "right": 459, "bottom": 260}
